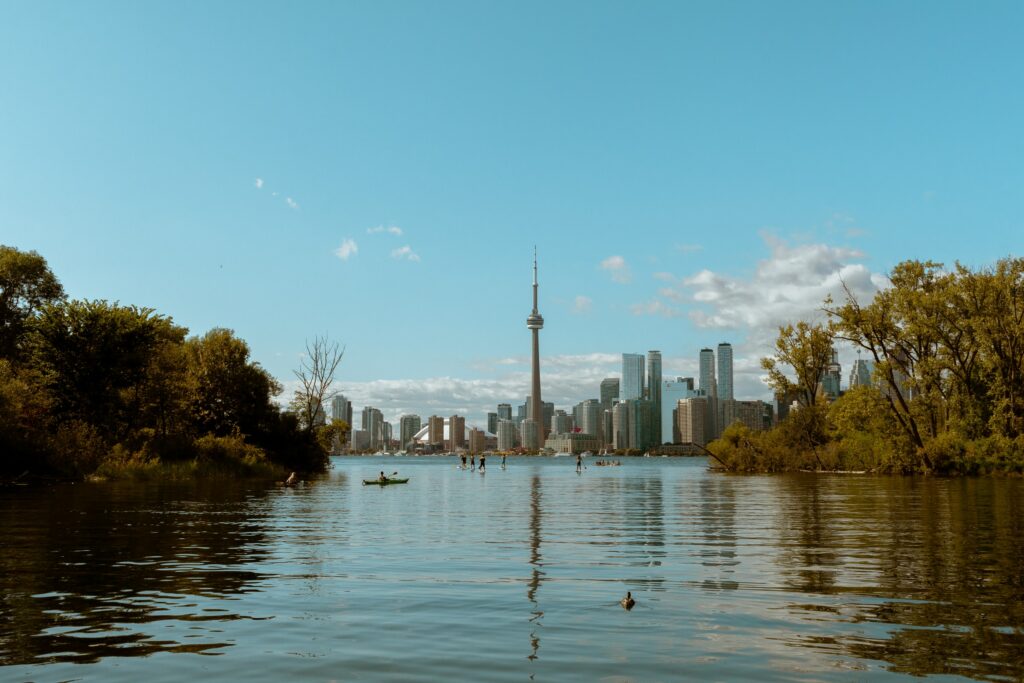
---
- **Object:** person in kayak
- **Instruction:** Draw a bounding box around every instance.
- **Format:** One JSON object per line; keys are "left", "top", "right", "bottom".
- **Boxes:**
{"left": 378, "top": 471, "right": 388, "bottom": 483}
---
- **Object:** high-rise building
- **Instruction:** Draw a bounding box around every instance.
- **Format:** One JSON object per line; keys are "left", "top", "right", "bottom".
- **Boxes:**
{"left": 497, "top": 420, "right": 517, "bottom": 450}
{"left": 486, "top": 412, "right": 498, "bottom": 435}
{"left": 661, "top": 378, "right": 699, "bottom": 443}
{"left": 525, "top": 247, "right": 545, "bottom": 449}
{"left": 621, "top": 353, "right": 645, "bottom": 400}
{"left": 331, "top": 394, "right": 353, "bottom": 425}
{"left": 602, "top": 409, "right": 614, "bottom": 448}
{"left": 399, "top": 414, "right": 422, "bottom": 450}
{"left": 698, "top": 348, "right": 719, "bottom": 439}
{"left": 612, "top": 402, "right": 630, "bottom": 450}
{"left": 552, "top": 410, "right": 573, "bottom": 435}
{"left": 722, "top": 399, "right": 768, "bottom": 433}
{"left": 577, "top": 399, "right": 604, "bottom": 442}
{"left": 520, "top": 419, "right": 539, "bottom": 452}
{"left": 647, "top": 350, "right": 662, "bottom": 444}
{"left": 717, "top": 343, "right": 733, "bottom": 401}
{"left": 677, "top": 397, "right": 708, "bottom": 447}
{"left": 449, "top": 415, "right": 466, "bottom": 450}
{"left": 821, "top": 347, "right": 842, "bottom": 401}
{"left": 468, "top": 427, "right": 486, "bottom": 454}
{"left": 361, "top": 406, "right": 384, "bottom": 450}
{"left": 428, "top": 415, "right": 445, "bottom": 447}
{"left": 849, "top": 352, "right": 872, "bottom": 388}
{"left": 626, "top": 399, "right": 656, "bottom": 451}
{"left": 600, "top": 378, "right": 620, "bottom": 409}
{"left": 497, "top": 403, "right": 512, "bottom": 421}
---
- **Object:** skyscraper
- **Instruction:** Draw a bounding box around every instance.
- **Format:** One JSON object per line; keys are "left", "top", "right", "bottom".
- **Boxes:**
{"left": 497, "top": 403, "right": 512, "bottom": 421}
{"left": 699, "top": 348, "right": 716, "bottom": 396}
{"left": 717, "top": 342, "right": 733, "bottom": 401}
{"left": 399, "top": 414, "right": 421, "bottom": 450}
{"left": 647, "top": 350, "right": 662, "bottom": 444}
{"left": 849, "top": 352, "right": 872, "bottom": 388}
{"left": 487, "top": 412, "right": 498, "bottom": 435}
{"left": 661, "top": 378, "right": 699, "bottom": 443}
{"left": 621, "top": 353, "right": 645, "bottom": 401}
{"left": 677, "top": 397, "right": 708, "bottom": 447}
{"left": 525, "top": 248, "right": 545, "bottom": 449}
{"left": 331, "top": 394, "right": 353, "bottom": 426}
{"left": 600, "top": 378, "right": 619, "bottom": 409}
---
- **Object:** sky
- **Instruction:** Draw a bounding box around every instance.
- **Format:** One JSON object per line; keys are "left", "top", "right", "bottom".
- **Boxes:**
{"left": 2, "top": 1, "right": 1022, "bottom": 426}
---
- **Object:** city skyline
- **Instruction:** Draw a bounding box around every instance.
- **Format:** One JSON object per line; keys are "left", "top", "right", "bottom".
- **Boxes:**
{"left": 2, "top": 3, "right": 1020, "bottom": 429}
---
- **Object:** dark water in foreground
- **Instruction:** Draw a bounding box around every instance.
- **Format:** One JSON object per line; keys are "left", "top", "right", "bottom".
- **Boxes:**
{"left": 1, "top": 456, "right": 1023, "bottom": 682}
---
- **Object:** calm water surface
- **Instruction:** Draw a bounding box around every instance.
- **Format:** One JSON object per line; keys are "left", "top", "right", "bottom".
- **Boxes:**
{"left": 2, "top": 456, "right": 1023, "bottom": 682}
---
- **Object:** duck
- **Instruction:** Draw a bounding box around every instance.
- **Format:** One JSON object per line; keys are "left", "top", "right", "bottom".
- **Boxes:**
{"left": 620, "top": 591, "right": 635, "bottom": 610}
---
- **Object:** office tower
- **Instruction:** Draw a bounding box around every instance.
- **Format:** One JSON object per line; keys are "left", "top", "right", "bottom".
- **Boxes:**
{"left": 525, "top": 247, "right": 545, "bottom": 449}
{"left": 612, "top": 402, "right": 630, "bottom": 450}
{"left": 468, "top": 428, "right": 486, "bottom": 454}
{"left": 428, "top": 415, "right": 445, "bottom": 447}
{"left": 661, "top": 378, "right": 699, "bottom": 443}
{"left": 399, "top": 414, "right": 422, "bottom": 449}
{"left": 602, "top": 409, "right": 614, "bottom": 448}
{"left": 552, "top": 410, "right": 572, "bottom": 435}
{"left": 821, "top": 348, "right": 842, "bottom": 401}
{"left": 543, "top": 401, "right": 554, "bottom": 434}
{"left": 497, "top": 403, "right": 512, "bottom": 421}
{"left": 699, "top": 348, "right": 716, "bottom": 395}
{"left": 577, "top": 399, "right": 604, "bottom": 442}
{"left": 722, "top": 400, "right": 768, "bottom": 433}
{"left": 449, "top": 415, "right": 466, "bottom": 450}
{"left": 849, "top": 352, "right": 872, "bottom": 388}
{"left": 677, "top": 397, "right": 708, "bottom": 447}
{"left": 331, "top": 394, "right": 352, "bottom": 425}
{"left": 600, "top": 378, "right": 620, "bottom": 409}
{"left": 361, "top": 406, "right": 384, "bottom": 449}
{"left": 497, "top": 420, "right": 517, "bottom": 450}
{"left": 717, "top": 343, "right": 733, "bottom": 401}
{"left": 517, "top": 403, "right": 527, "bottom": 423}
{"left": 621, "top": 353, "right": 645, "bottom": 400}
{"left": 520, "top": 419, "right": 539, "bottom": 452}
{"left": 647, "top": 350, "right": 662, "bottom": 444}
{"left": 313, "top": 402, "right": 327, "bottom": 427}
{"left": 626, "top": 399, "right": 656, "bottom": 451}
{"left": 487, "top": 412, "right": 498, "bottom": 435}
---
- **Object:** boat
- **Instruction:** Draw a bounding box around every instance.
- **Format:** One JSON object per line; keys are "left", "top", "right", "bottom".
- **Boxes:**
{"left": 362, "top": 478, "right": 410, "bottom": 486}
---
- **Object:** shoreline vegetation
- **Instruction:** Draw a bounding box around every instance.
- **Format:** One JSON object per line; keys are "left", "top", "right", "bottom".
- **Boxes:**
{"left": 1, "top": 245, "right": 342, "bottom": 484}
{"left": 708, "top": 258, "right": 1024, "bottom": 476}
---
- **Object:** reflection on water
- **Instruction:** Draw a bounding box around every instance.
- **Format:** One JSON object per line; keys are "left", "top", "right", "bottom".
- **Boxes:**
{"left": 1, "top": 458, "right": 1022, "bottom": 682}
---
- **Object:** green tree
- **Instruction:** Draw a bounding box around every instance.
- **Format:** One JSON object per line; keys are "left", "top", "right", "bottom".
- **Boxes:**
{"left": 0, "top": 246, "right": 65, "bottom": 359}
{"left": 761, "top": 321, "right": 835, "bottom": 408}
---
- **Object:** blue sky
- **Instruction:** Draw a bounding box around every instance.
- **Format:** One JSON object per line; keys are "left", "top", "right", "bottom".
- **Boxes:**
{"left": 2, "top": 1, "right": 1021, "bottom": 425}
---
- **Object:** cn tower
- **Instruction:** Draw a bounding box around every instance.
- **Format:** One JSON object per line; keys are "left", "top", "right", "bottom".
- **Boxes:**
{"left": 526, "top": 247, "right": 545, "bottom": 448}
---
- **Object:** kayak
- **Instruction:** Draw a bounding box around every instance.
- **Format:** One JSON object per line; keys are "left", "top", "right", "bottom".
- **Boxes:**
{"left": 362, "top": 478, "right": 410, "bottom": 486}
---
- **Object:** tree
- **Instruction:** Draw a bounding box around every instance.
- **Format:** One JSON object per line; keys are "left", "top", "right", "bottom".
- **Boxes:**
{"left": 0, "top": 246, "right": 65, "bottom": 359}
{"left": 185, "top": 328, "right": 281, "bottom": 438}
{"left": 761, "top": 321, "right": 835, "bottom": 408}
{"left": 293, "top": 336, "right": 344, "bottom": 434}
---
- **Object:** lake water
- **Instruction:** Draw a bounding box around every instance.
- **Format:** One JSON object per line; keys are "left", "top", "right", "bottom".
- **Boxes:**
{"left": 2, "top": 456, "right": 1022, "bottom": 682}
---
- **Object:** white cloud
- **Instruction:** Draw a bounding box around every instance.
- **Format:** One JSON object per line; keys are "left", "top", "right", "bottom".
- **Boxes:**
{"left": 391, "top": 245, "right": 421, "bottom": 262}
{"left": 599, "top": 255, "right": 631, "bottom": 284}
{"left": 573, "top": 295, "right": 592, "bottom": 314}
{"left": 286, "top": 197, "right": 299, "bottom": 210}
{"left": 334, "top": 238, "right": 358, "bottom": 261}
{"left": 367, "top": 225, "right": 403, "bottom": 236}
{"left": 254, "top": 178, "right": 264, "bottom": 189}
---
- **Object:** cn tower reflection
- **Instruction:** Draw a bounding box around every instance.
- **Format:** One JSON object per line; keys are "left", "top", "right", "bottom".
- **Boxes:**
{"left": 527, "top": 474, "right": 544, "bottom": 662}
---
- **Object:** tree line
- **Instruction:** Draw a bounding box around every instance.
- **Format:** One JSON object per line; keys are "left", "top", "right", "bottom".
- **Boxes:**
{"left": 712, "top": 258, "right": 1024, "bottom": 475}
{"left": 0, "top": 245, "right": 344, "bottom": 480}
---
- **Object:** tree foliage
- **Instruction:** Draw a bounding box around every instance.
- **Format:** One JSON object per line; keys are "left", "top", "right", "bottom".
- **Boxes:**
{"left": 0, "top": 246, "right": 65, "bottom": 359}
{"left": 761, "top": 321, "right": 834, "bottom": 408}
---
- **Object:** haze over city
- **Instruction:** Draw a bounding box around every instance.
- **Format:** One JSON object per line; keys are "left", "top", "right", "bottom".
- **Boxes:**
{"left": 3, "top": 2, "right": 1021, "bottom": 426}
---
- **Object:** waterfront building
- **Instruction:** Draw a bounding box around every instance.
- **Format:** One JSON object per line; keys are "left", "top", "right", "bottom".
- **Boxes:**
{"left": 576, "top": 399, "right": 604, "bottom": 442}
{"left": 428, "top": 415, "right": 445, "bottom": 448}
{"left": 722, "top": 399, "right": 768, "bottom": 433}
{"left": 661, "top": 378, "right": 700, "bottom": 443}
{"left": 350, "top": 429, "right": 370, "bottom": 451}
{"left": 361, "top": 407, "right": 384, "bottom": 450}
{"left": 497, "top": 419, "right": 517, "bottom": 450}
{"left": 677, "top": 397, "right": 709, "bottom": 447}
{"left": 525, "top": 248, "right": 546, "bottom": 449}
{"left": 698, "top": 348, "right": 719, "bottom": 440}
{"left": 626, "top": 399, "right": 656, "bottom": 451}
{"left": 552, "top": 410, "right": 573, "bottom": 435}
{"left": 520, "top": 419, "right": 540, "bottom": 452}
{"left": 600, "top": 378, "right": 620, "bottom": 409}
{"left": 487, "top": 412, "right": 498, "bottom": 435}
{"left": 602, "top": 409, "right": 614, "bottom": 449}
{"left": 399, "top": 414, "right": 422, "bottom": 450}
{"left": 647, "top": 350, "right": 662, "bottom": 444}
{"left": 612, "top": 402, "right": 630, "bottom": 450}
{"left": 331, "top": 394, "right": 352, "bottom": 426}
{"left": 621, "top": 353, "right": 645, "bottom": 401}
{"left": 449, "top": 415, "right": 466, "bottom": 450}
{"left": 516, "top": 403, "right": 527, "bottom": 423}
{"left": 544, "top": 432, "right": 602, "bottom": 454}
{"left": 717, "top": 343, "right": 733, "bottom": 401}
{"left": 468, "top": 427, "right": 486, "bottom": 454}
{"left": 497, "top": 403, "right": 512, "bottom": 421}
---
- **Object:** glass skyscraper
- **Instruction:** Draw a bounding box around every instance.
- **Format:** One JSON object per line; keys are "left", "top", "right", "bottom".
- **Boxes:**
{"left": 717, "top": 342, "right": 733, "bottom": 401}
{"left": 621, "top": 353, "right": 645, "bottom": 401}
